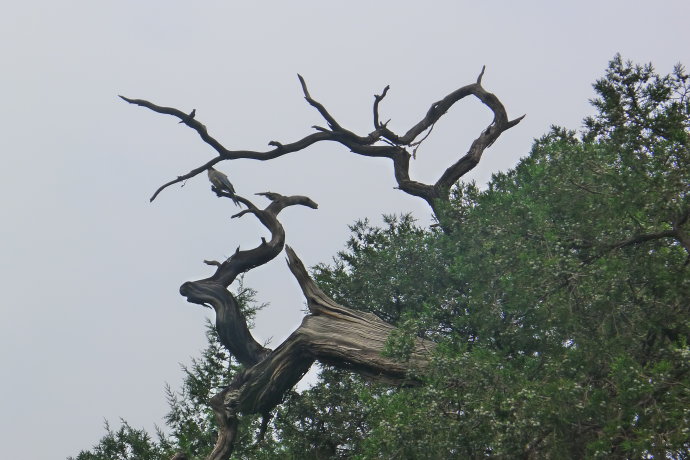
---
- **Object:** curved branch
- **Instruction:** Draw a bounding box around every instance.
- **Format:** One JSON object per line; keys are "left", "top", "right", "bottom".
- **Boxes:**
{"left": 435, "top": 117, "right": 525, "bottom": 193}
{"left": 298, "top": 74, "right": 343, "bottom": 132}
{"left": 179, "top": 192, "right": 318, "bottom": 367}
{"left": 179, "top": 281, "right": 269, "bottom": 367}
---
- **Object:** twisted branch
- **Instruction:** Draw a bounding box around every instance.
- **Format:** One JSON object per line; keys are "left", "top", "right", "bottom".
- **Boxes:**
{"left": 179, "top": 192, "right": 317, "bottom": 366}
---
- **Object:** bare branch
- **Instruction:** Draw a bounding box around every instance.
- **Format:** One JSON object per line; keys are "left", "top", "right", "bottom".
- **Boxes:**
{"left": 119, "top": 95, "right": 230, "bottom": 158}
{"left": 150, "top": 158, "right": 223, "bottom": 202}
{"left": 435, "top": 113, "right": 525, "bottom": 193}
{"left": 125, "top": 69, "right": 523, "bottom": 226}
{"left": 399, "top": 69, "right": 524, "bottom": 146}
{"left": 373, "top": 85, "right": 391, "bottom": 129}
{"left": 230, "top": 208, "right": 255, "bottom": 219}
{"left": 297, "top": 74, "right": 343, "bottom": 132}
{"left": 126, "top": 70, "right": 526, "bottom": 459}
{"left": 410, "top": 121, "right": 437, "bottom": 159}
{"left": 144, "top": 131, "right": 333, "bottom": 201}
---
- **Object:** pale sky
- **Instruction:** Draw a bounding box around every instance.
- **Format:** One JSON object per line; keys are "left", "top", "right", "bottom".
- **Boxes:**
{"left": 1, "top": 2, "right": 688, "bottom": 459}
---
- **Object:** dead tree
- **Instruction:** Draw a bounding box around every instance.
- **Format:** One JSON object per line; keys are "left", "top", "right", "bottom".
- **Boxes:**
{"left": 121, "top": 68, "right": 523, "bottom": 459}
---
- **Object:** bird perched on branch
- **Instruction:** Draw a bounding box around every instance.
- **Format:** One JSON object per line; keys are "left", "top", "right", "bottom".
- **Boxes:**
{"left": 178, "top": 108, "right": 196, "bottom": 124}
{"left": 207, "top": 167, "right": 241, "bottom": 206}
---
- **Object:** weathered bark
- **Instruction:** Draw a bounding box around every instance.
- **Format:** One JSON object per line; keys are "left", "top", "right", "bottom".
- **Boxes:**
{"left": 200, "top": 246, "right": 433, "bottom": 460}
{"left": 122, "top": 71, "right": 520, "bottom": 459}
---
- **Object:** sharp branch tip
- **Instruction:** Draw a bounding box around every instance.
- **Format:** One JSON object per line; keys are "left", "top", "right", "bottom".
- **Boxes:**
{"left": 477, "top": 65, "right": 486, "bottom": 84}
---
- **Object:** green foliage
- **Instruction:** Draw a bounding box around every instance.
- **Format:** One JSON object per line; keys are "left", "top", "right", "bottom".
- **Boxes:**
{"left": 312, "top": 215, "right": 460, "bottom": 339}
{"left": 300, "top": 56, "right": 690, "bottom": 459}
{"left": 68, "top": 420, "right": 168, "bottom": 460}
{"left": 162, "top": 319, "right": 233, "bottom": 458}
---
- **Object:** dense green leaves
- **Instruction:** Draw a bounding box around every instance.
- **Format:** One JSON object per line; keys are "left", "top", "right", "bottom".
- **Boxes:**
{"left": 312, "top": 215, "right": 460, "bottom": 338}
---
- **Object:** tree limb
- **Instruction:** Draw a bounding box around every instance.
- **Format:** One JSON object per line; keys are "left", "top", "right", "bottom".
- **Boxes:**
{"left": 122, "top": 68, "right": 523, "bottom": 223}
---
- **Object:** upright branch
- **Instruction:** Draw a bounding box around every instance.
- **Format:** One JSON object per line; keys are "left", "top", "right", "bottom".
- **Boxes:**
{"left": 121, "top": 67, "right": 523, "bottom": 222}
{"left": 587, "top": 206, "right": 690, "bottom": 264}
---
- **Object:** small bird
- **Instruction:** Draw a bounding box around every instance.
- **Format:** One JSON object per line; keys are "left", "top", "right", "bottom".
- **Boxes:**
{"left": 179, "top": 109, "right": 196, "bottom": 124}
{"left": 207, "top": 167, "right": 240, "bottom": 206}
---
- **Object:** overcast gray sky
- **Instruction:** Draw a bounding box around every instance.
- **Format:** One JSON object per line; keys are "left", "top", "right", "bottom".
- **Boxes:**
{"left": 1, "top": 1, "right": 688, "bottom": 458}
